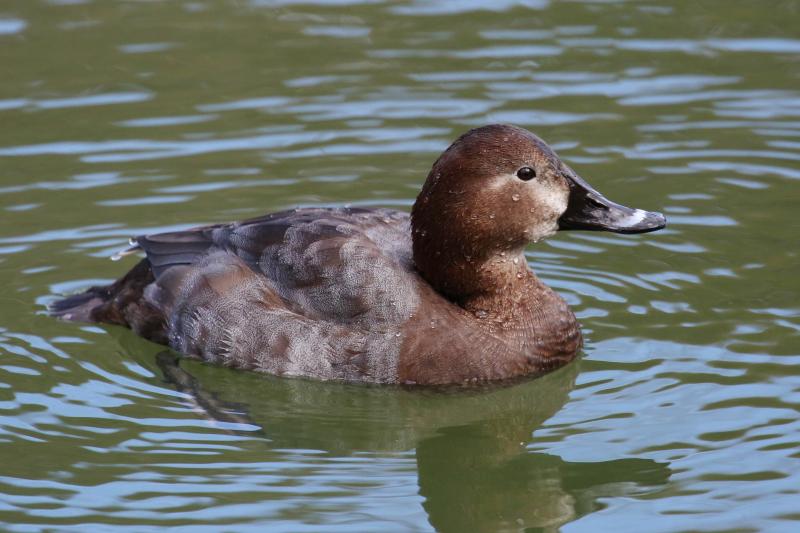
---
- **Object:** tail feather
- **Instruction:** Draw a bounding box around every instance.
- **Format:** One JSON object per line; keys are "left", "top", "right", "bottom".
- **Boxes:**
{"left": 49, "top": 287, "right": 109, "bottom": 322}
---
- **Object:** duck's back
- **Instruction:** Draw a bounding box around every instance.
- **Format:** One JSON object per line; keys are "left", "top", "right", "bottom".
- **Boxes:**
{"left": 143, "top": 207, "right": 419, "bottom": 322}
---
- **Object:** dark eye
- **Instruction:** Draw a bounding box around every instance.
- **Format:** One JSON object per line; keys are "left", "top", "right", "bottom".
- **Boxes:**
{"left": 516, "top": 166, "right": 536, "bottom": 181}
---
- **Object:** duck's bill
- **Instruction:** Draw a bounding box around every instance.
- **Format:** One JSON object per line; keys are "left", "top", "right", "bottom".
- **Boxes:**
{"left": 558, "top": 172, "right": 666, "bottom": 234}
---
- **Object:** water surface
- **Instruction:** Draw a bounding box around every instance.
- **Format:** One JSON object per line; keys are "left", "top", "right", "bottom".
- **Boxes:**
{"left": 1, "top": 1, "right": 799, "bottom": 531}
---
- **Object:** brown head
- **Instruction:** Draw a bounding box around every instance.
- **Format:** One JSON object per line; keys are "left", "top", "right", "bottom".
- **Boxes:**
{"left": 411, "top": 124, "right": 665, "bottom": 302}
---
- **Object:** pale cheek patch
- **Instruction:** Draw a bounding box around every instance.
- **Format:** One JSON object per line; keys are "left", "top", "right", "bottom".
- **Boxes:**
{"left": 482, "top": 174, "right": 568, "bottom": 242}
{"left": 534, "top": 181, "right": 569, "bottom": 215}
{"left": 526, "top": 181, "right": 569, "bottom": 242}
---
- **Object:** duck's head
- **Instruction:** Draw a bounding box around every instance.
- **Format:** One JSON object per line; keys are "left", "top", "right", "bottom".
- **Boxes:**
{"left": 411, "top": 124, "right": 666, "bottom": 297}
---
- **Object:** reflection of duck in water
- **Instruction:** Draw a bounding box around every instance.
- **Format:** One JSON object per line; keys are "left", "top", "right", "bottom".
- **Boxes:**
{"left": 54, "top": 125, "right": 665, "bottom": 385}
{"left": 157, "top": 353, "right": 670, "bottom": 531}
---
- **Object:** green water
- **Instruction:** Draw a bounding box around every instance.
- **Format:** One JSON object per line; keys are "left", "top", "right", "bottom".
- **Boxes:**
{"left": 1, "top": 1, "right": 799, "bottom": 531}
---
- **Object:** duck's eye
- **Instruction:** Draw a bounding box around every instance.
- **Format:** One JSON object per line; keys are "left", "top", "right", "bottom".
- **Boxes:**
{"left": 516, "top": 167, "right": 537, "bottom": 181}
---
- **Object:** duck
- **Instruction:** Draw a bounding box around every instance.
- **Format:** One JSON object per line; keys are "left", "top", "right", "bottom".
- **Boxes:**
{"left": 51, "top": 124, "right": 666, "bottom": 385}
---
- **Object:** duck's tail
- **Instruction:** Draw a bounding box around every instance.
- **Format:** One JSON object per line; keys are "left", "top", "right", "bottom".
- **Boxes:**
{"left": 50, "top": 259, "right": 167, "bottom": 343}
{"left": 50, "top": 286, "right": 112, "bottom": 322}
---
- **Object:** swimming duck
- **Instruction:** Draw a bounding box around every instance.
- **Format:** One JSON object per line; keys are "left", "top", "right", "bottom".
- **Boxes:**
{"left": 52, "top": 124, "right": 665, "bottom": 385}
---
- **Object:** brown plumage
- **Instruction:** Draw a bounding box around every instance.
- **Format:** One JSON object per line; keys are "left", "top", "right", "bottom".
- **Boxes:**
{"left": 52, "top": 124, "right": 665, "bottom": 385}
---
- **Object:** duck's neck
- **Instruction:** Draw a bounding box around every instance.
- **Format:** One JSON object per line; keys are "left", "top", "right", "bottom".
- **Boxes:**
{"left": 414, "top": 243, "right": 542, "bottom": 320}
{"left": 462, "top": 257, "right": 540, "bottom": 320}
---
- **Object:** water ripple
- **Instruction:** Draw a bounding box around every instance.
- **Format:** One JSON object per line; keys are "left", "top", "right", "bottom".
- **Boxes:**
{"left": 0, "top": 18, "right": 26, "bottom": 35}
{"left": 0, "top": 92, "right": 153, "bottom": 111}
